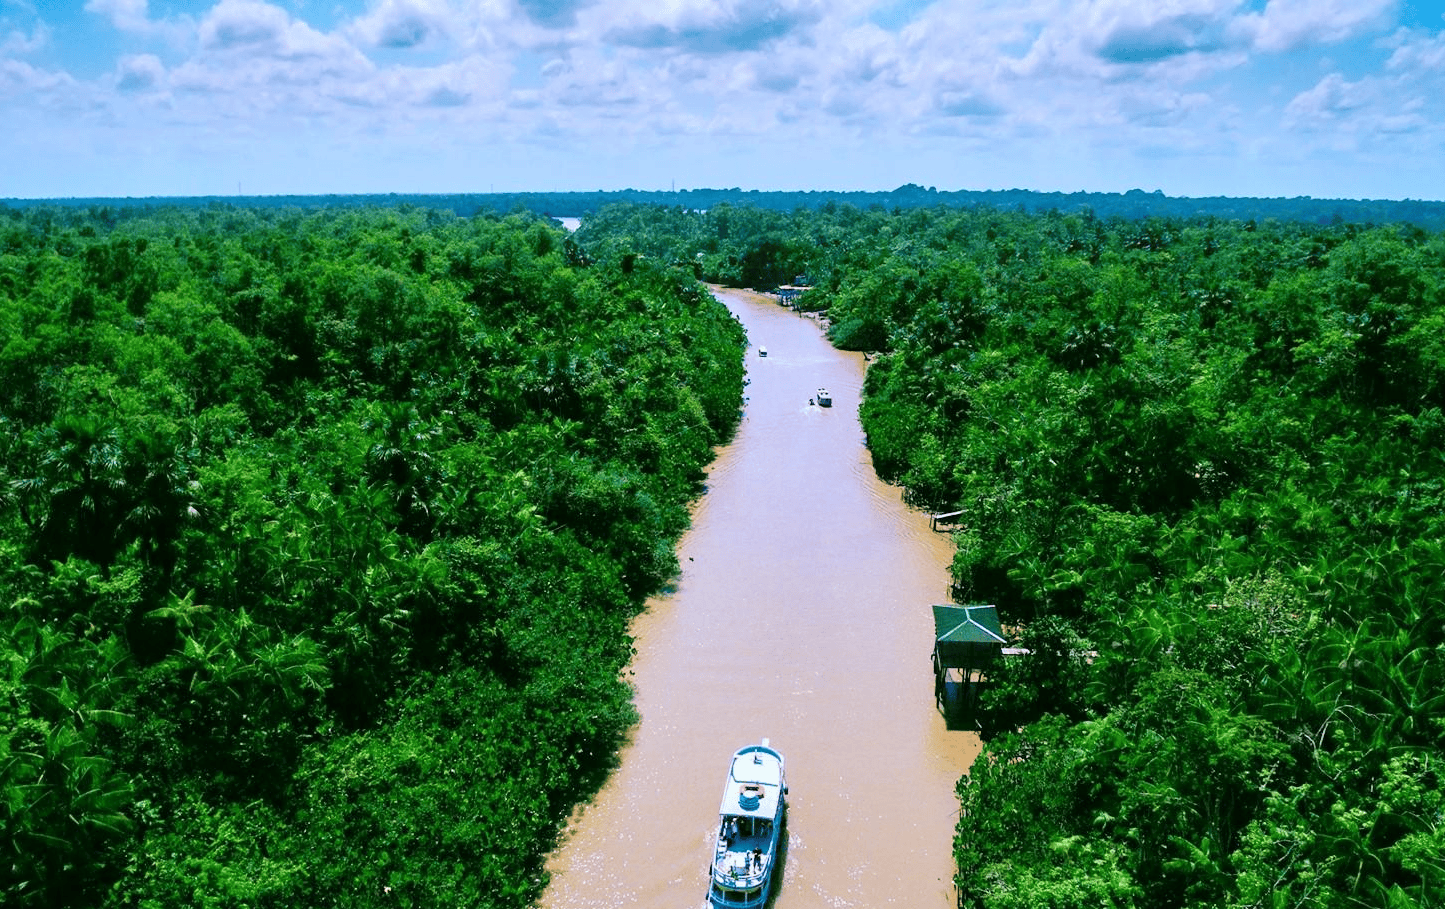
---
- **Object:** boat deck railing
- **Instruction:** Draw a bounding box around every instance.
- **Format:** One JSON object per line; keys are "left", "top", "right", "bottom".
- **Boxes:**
{"left": 713, "top": 835, "right": 771, "bottom": 887}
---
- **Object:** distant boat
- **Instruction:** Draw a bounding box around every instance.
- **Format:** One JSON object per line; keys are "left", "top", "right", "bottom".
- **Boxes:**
{"left": 816, "top": 388, "right": 832, "bottom": 407}
{"left": 709, "top": 740, "right": 787, "bottom": 909}
{"left": 758, "top": 347, "right": 767, "bottom": 357}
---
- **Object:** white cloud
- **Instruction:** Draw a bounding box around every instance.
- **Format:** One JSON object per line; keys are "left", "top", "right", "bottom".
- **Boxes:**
{"left": 832, "top": 23, "right": 901, "bottom": 87}
{"left": 348, "top": 0, "right": 454, "bottom": 49}
{"left": 1384, "top": 28, "right": 1445, "bottom": 76}
{"left": 1, "top": 19, "right": 48, "bottom": 55}
{"left": 1284, "top": 72, "right": 1369, "bottom": 129}
{"left": 993, "top": 0, "right": 1257, "bottom": 81}
{"left": 194, "top": 1, "right": 373, "bottom": 78}
{"left": 115, "top": 52, "right": 165, "bottom": 92}
{"left": 3, "top": 0, "right": 1441, "bottom": 199}
{"left": 745, "top": 54, "right": 807, "bottom": 93}
{"left": 1115, "top": 85, "right": 1214, "bottom": 129}
{"left": 335, "top": 53, "right": 509, "bottom": 111}
{"left": 201, "top": 1, "right": 304, "bottom": 55}
{"left": 516, "top": 0, "right": 594, "bottom": 29}
{"left": 1373, "top": 108, "right": 1427, "bottom": 135}
{"left": 1244, "top": 0, "right": 1398, "bottom": 53}
{"left": 1272, "top": 21, "right": 1445, "bottom": 142}
{"left": 547, "top": 55, "right": 642, "bottom": 108}
{"left": 1084, "top": 0, "right": 1245, "bottom": 64}
{"left": 195, "top": 0, "right": 370, "bottom": 68}
{"left": 601, "top": 0, "right": 826, "bottom": 55}
{"left": 0, "top": 56, "right": 77, "bottom": 97}
{"left": 84, "top": 0, "right": 193, "bottom": 43}
{"left": 85, "top": 0, "right": 150, "bottom": 32}
{"left": 933, "top": 88, "right": 1003, "bottom": 118}
{"left": 885, "top": 2, "right": 1225, "bottom": 138}
{"left": 152, "top": 0, "right": 376, "bottom": 130}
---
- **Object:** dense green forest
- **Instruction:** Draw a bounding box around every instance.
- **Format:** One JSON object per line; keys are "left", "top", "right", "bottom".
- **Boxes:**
{"left": 836, "top": 210, "right": 1445, "bottom": 909}
{"left": 6, "top": 195, "right": 1443, "bottom": 909}
{"left": 570, "top": 201, "right": 1445, "bottom": 908}
{"left": 8, "top": 184, "right": 1445, "bottom": 231}
{"left": 0, "top": 203, "right": 746, "bottom": 907}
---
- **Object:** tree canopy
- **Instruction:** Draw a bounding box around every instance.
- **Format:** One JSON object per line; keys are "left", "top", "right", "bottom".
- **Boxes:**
{"left": 8, "top": 185, "right": 1445, "bottom": 231}
{"left": 0, "top": 203, "right": 745, "bottom": 908}
{"left": 833, "top": 207, "right": 1444, "bottom": 909}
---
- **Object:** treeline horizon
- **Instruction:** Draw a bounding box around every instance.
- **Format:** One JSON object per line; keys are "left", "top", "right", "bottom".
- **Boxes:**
{"left": 6, "top": 183, "right": 1445, "bottom": 231}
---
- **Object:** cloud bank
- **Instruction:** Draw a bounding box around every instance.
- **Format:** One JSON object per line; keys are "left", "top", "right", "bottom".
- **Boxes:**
{"left": 1, "top": 0, "right": 1441, "bottom": 198}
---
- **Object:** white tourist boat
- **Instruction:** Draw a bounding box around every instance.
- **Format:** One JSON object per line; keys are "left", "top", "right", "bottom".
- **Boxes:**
{"left": 709, "top": 740, "right": 787, "bottom": 908}
{"left": 816, "top": 388, "right": 832, "bottom": 407}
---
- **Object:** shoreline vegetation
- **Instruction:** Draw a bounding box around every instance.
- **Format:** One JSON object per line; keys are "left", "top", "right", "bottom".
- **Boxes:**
{"left": 4, "top": 196, "right": 1443, "bottom": 909}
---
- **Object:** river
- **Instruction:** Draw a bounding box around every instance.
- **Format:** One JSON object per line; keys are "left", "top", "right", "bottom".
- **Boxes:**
{"left": 538, "top": 287, "right": 980, "bottom": 909}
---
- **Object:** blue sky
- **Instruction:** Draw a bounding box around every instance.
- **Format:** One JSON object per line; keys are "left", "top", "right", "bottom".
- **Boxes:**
{"left": 2, "top": 0, "right": 1443, "bottom": 200}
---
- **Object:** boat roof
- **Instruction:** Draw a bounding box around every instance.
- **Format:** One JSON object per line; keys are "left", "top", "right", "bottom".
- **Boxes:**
{"left": 719, "top": 745, "right": 784, "bottom": 820}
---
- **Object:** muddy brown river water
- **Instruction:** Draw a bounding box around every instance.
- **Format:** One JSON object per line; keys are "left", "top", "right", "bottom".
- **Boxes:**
{"left": 538, "top": 287, "right": 980, "bottom": 909}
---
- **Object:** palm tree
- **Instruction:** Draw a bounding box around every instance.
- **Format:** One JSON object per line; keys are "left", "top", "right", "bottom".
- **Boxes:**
{"left": 121, "top": 428, "right": 200, "bottom": 581}
{"left": 363, "top": 401, "right": 443, "bottom": 537}
{"left": 13, "top": 415, "right": 127, "bottom": 565}
{"left": 1, "top": 613, "right": 135, "bottom": 907}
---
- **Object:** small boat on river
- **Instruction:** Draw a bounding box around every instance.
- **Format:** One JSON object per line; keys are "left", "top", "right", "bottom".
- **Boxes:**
{"left": 816, "top": 388, "right": 832, "bottom": 407}
{"left": 758, "top": 347, "right": 767, "bottom": 357}
{"left": 709, "top": 740, "right": 787, "bottom": 908}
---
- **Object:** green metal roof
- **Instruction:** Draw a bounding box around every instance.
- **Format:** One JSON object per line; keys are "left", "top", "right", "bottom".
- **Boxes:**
{"left": 932, "top": 604, "right": 1006, "bottom": 669}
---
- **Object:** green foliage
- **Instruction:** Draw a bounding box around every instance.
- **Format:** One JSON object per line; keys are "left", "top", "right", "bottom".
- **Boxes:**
{"left": 0, "top": 204, "right": 745, "bottom": 907}
{"left": 957, "top": 718, "right": 1142, "bottom": 908}
{"left": 978, "top": 615, "right": 1092, "bottom": 727}
{"left": 701, "top": 203, "right": 1445, "bottom": 909}
{"left": 0, "top": 607, "right": 135, "bottom": 907}
{"left": 288, "top": 662, "right": 636, "bottom": 909}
